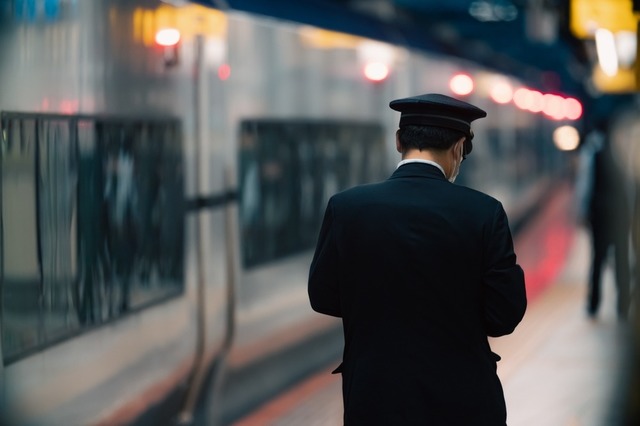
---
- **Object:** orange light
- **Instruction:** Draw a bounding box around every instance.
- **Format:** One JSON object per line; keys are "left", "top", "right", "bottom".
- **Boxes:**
{"left": 363, "top": 62, "right": 389, "bottom": 82}
{"left": 155, "top": 28, "right": 181, "bottom": 47}
{"left": 450, "top": 74, "right": 474, "bottom": 95}
{"left": 553, "top": 125, "right": 580, "bottom": 151}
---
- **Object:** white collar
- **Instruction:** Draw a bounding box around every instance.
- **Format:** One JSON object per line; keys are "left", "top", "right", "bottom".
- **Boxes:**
{"left": 397, "top": 159, "right": 445, "bottom": 177}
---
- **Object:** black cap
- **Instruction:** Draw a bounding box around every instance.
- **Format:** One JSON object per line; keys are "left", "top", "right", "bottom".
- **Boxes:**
{"left": 389, "top": 93, "right": 487, "bottom": 155}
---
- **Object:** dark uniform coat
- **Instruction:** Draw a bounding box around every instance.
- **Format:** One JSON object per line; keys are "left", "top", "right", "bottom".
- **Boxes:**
{"left": 309, "top": 162, "right": 526, "bottom": 425}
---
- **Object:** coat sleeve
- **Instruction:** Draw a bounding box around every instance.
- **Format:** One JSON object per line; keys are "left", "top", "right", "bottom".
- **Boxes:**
{"left": 308, "top": 199, "right": 342, "bottom": 317}
{"left": 483, "top": 202, "right": 527, "bottom": 337}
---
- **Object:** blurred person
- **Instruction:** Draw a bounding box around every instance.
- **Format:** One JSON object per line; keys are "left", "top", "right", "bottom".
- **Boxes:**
{"left": 610, "top": 155, "right": 640, "bottom": 426}
{"left": 308, "top": 94, "right": 526, "bottom": 425}
{"left": 633, "top": 166, "right": 640, "bottom": 306}
{"left": 623, "top": 142, "right": 640, "bottom": 425}
{"left": 576, "top": 122, "right": 631, "bottom": 319}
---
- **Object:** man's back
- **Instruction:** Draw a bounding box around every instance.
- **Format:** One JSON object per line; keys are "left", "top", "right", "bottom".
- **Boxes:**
{"left": 310, "top": 163, "right": 526, "bottom": 425}
{"left": 309, "top": 94, "right": 526, "bottom": 425}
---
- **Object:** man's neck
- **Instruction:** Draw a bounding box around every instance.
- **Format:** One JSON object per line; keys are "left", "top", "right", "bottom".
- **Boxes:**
{"left": 402, "top": 149, "right": 449, "bottom": 175}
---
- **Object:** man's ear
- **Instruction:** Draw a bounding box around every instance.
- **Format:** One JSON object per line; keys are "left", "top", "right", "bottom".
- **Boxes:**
{"left": 453, "top": 137, "right": 465, "bottom": 156}
{"left": 395, "top": 130, "right": 402, "bottom": 153}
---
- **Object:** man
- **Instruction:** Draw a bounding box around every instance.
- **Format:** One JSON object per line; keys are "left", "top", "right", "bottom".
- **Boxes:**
{"left": 308, "top": 94, "right": 527, "bottom": 425}
{"left": 576, "top": 123, "right": 630, "bottom": 319}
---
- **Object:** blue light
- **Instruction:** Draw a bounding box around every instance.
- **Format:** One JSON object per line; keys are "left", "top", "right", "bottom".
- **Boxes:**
{"left": 44, "top": 0, "right": 59, "bottom": 20}
{"left": 13, "top": 0, "right": 37, "bottom": 21}
{"left": 12, "top": 0, "right": 60, "bottom": 22}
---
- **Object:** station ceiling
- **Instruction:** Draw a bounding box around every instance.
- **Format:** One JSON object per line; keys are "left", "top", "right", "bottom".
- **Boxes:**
{"left": 332, "top": 0, "right": 638, "bottom": 119}
{"left": 335, "top": 0, "right": 590, "bottom": 96}
{"left": 201, "top": 0, "right": 601, "bottom": 97}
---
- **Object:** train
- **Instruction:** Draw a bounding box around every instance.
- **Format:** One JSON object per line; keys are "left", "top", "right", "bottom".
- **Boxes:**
{"left": 0, "top": 0, "right": 585, "bottom": 424}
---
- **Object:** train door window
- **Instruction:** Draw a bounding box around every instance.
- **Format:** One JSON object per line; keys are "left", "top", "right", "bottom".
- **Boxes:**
{"left": 0, "top": 113, "right": 184, "bottom": 365}
{"left": 89, "top": 120, "right": 185, "bottom": 318}
{"left": 238, "top": 119, "right": 386, "bottom": 269}
{"left": 1, "top": 117, "right": 41, "bottom": 362}
{"left": 37, "top": 119, "right": 78, "bottom": 344}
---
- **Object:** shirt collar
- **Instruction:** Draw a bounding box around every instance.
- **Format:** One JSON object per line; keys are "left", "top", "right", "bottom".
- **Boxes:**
{"left": 397, "top": 159, "right": 445, "bottom": 177}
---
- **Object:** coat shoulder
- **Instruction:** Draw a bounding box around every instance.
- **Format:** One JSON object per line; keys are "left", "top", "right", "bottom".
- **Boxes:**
{"left": 455, "top": 184, "right": 503, "bottom": 207}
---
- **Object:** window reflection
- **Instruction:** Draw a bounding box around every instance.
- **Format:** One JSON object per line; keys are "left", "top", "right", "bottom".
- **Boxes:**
{"left": 238, "top": 120, "right": 386, "bottom": 268}
{"left": 1, "top": 113, "right": 185, "bottom": 364}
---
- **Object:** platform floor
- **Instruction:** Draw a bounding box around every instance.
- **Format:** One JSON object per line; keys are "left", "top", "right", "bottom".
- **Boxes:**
{"left": 233, "top": 220, "right": 634, "bottom": 425}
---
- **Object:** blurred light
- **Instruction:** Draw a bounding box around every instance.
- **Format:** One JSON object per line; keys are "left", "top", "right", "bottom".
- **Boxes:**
{"left": 358, "top": 40, "right": 395, "bottom": 64}
{"left": 592, "top": 65, "right": 637, "bottom": 93}
{"left": 513, "top": 88, "right": 530, "bottom": 110}
{"left": 529, "top": 90, "right": 544, "bottom": 113}
{"left": 59, "top": 99, "right": 79, "bottom": 115}
{"left": 595, "top": 28, "right": 618, "bottom": 76}
{"left": 218, "top": 64, "right": 231, "bottom": 80}
{"left": 206, "top": 38, "right": 227, "bottom": 65}
{"left": 513, "top": 88, "right": 544, "bottom": 112}
{"left": 302, "top": 27, "right": 363, "bottom": 49}
{"left": 363, "top": 62, "right": 390, "bottom": 82}
{"left": 570, "top": 0, "right": 637, "bottom": 39}
{"left": 511, "top": 88, "right": 583, "bottom": 120}
{"left": 450, "top": 74, "right": 474, "bottom": 95}
{"left": 615, "top": 30, "right": 636, "bottom": 68}
{"left": 469, "top": 1, "right": 518, "bottom": 22}
{"left": 543, "top": 94, "right": 565, "bottom": 120}
{"left": 490, "top": 80, "right": 513, "bottom": 104}
{"left": 553, "top": 125, "right": 580, "bottom": 151}
{"left": 563, "top": 98, "right": 583, "bottom": 120}
{"left": 134, "top": 6, "right": 227, "bottom": 47}
{"left": 358, "top": 40, "right": 395, "bottom": 83}
{"left": 155, "top": 28, "right": 181, "bottom": 47}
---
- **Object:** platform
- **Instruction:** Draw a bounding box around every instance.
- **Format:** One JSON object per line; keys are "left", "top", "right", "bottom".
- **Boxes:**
{"left": 231, "top": 187, "right": 634, "bottom": 426}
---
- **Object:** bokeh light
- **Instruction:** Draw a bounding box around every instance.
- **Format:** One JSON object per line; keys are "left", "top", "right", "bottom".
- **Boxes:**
{"left": 155, "top": 28, "right": 181, "bottom": 47}
{"left": 553, "top": 125, "right": 580, "bottom": 151}
{"left": 450, "top": 73, "right": 474, "bottom": 95}
{"left": 363, "top": 62, "right": 390, "bottom": 82}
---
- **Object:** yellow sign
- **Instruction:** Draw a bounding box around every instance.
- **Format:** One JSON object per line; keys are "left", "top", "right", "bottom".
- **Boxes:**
{"left": 570, "top": 0, "right": 637, "bottom": 38}
{"left": 132, "top": 4, "right": 227, "bottom": 46}
{"left": 300, "top": 27, "right": 364, "bottom": 49}
{"left": 592, "top": 64, "right": 638, "bottom": 92}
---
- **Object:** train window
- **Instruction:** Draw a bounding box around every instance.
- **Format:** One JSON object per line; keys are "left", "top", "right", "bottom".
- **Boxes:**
{"left": 0, "top": 113, "right": 184, "bottom": 364}
{"left": 238, "top": 120, "right": 386, "bottom": 269}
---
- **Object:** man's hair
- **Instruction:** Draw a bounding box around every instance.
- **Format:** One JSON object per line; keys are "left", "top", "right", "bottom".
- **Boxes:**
{"left": 397, "top": 125, "right": 465, "bottom": 152}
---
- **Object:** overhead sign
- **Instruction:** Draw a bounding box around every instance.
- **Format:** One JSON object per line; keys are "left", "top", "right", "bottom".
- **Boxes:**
{"left": 570, "top": 0, "right": 637, "bottom": 38}
{"left": 132, "top": 4, "right": 227, "bottom": 46}
{"left": 592, "top": 64, "right": 638, "bottom": 92}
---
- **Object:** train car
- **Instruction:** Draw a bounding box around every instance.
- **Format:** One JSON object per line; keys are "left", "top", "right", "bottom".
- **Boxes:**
{"left": 0, "top": 0, "right": 580, "bottom": 424}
